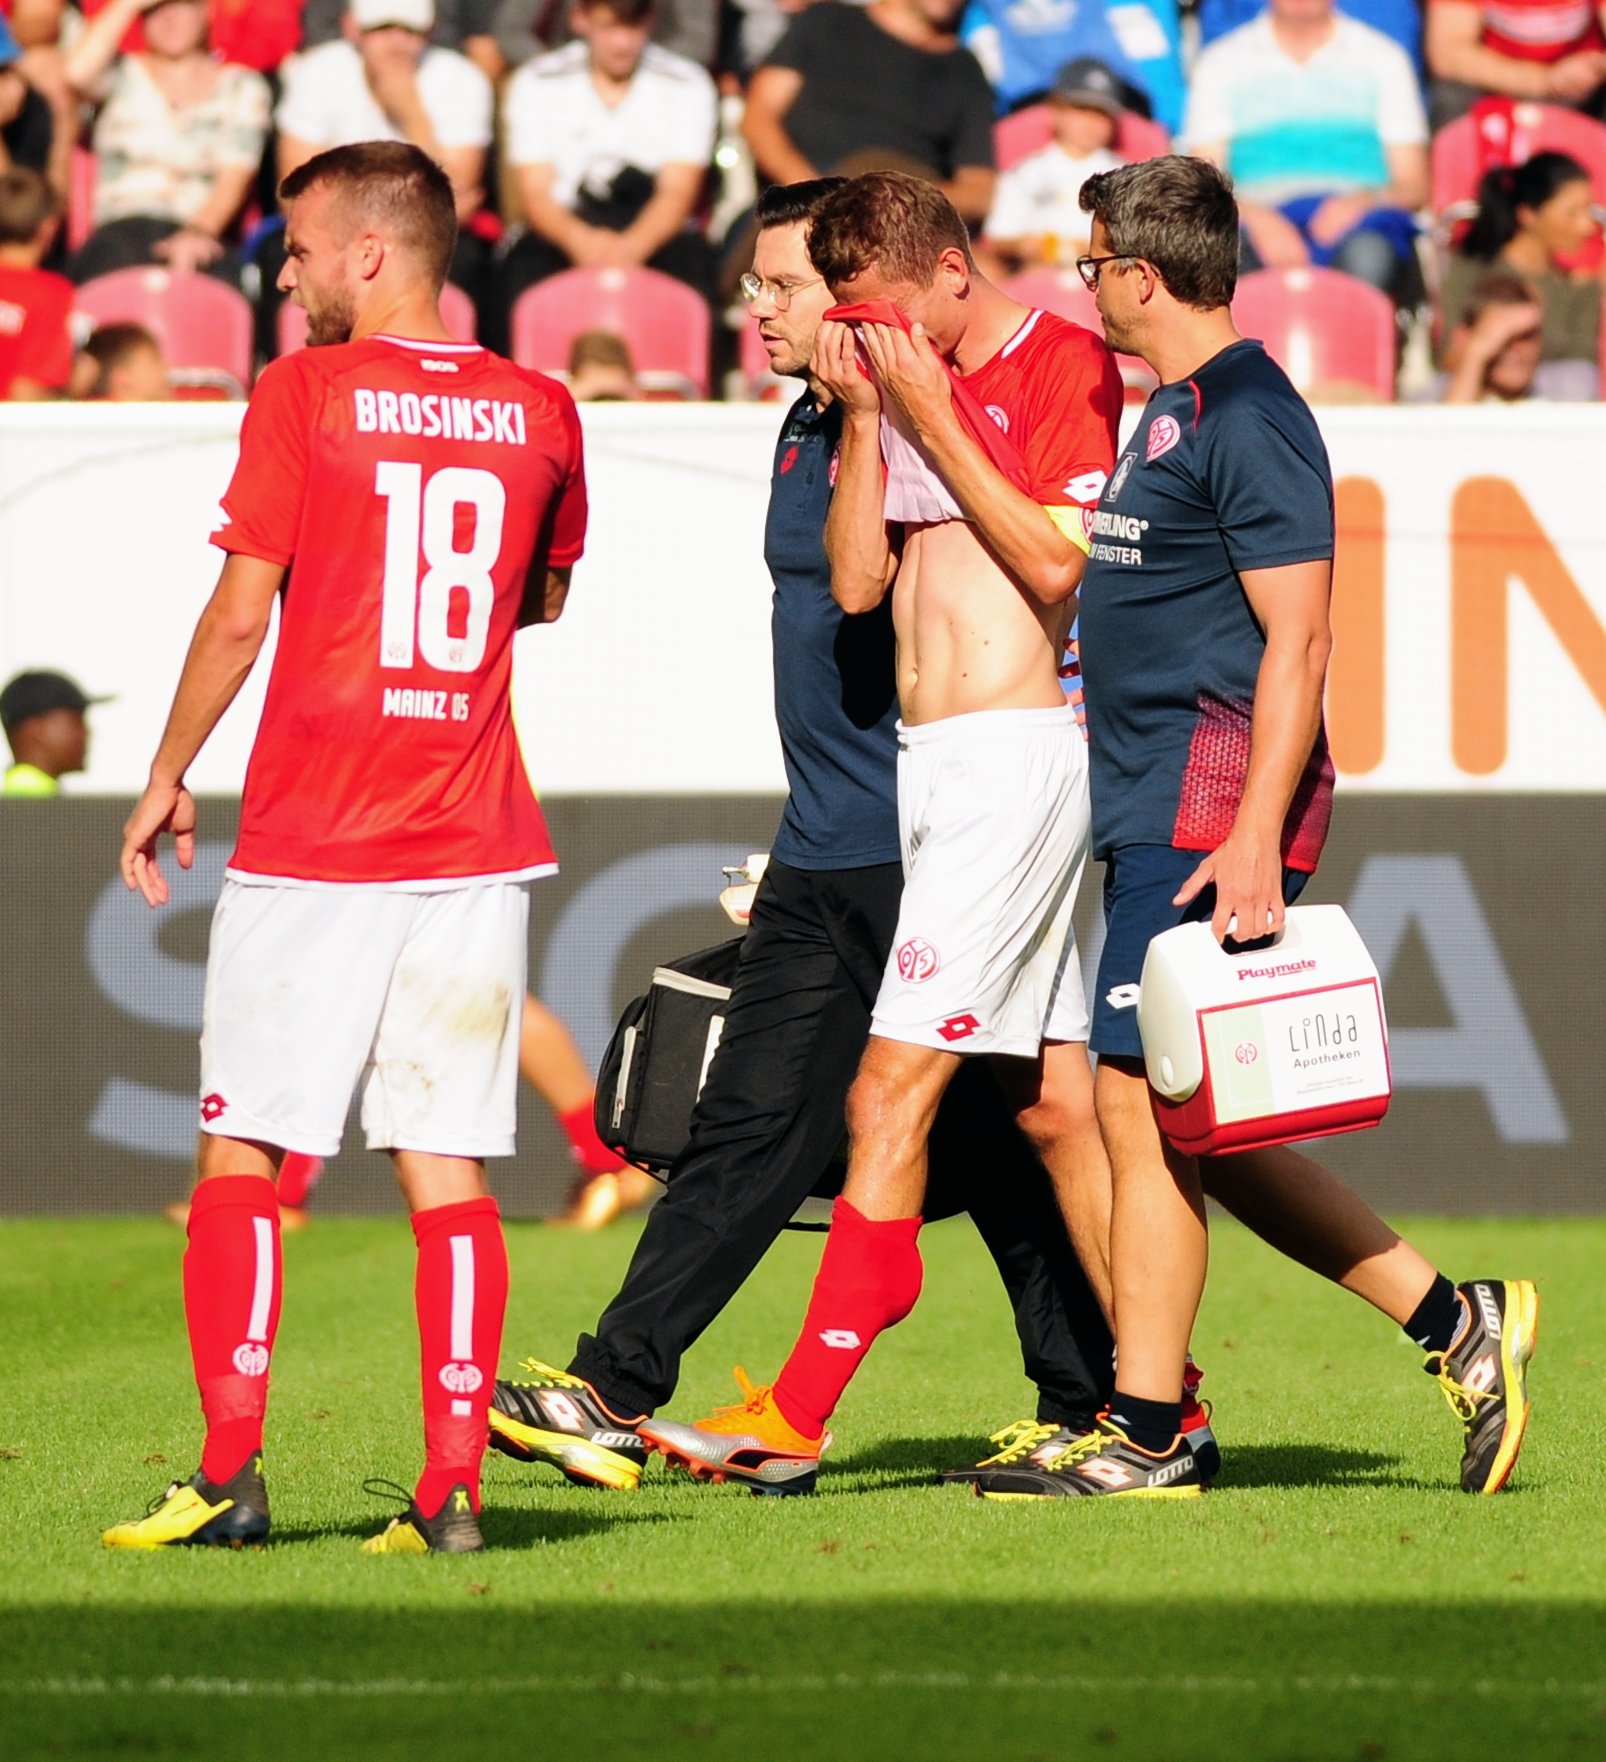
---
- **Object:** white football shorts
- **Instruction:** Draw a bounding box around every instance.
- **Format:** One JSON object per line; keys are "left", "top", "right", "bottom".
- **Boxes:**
{"left": 870, "top": 703, "right": 1090, "bottom": 1057}
{"left": 199, "top": 879, "right": 530, "bottom": 1157}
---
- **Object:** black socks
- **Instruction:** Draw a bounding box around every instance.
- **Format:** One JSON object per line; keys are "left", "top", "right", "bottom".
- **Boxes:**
{"left": 1107, "top": 1391, "right": 1181, "bottom": 1453}
{"left": 1403, "top": 1272, "right": 1464, "bottom": 1357}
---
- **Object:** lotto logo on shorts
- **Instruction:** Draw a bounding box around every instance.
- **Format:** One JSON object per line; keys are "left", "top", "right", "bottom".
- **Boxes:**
{"left": 1146, "top": 415, "right": 1181, "bottom": 462}
{"left": 820, "top": 1330, "right": 861, "bottom": 1349}
{"left": 938, "top": 1014, "right": 980, "bottom": 1042}
{"left": 439, "top": 1362, "right": 484, "bottom": 1395}
{"left": 897, "top": 937, "right": 940, "bottom": 983}
{"left": 200, "top": 1092, "right": 228, "bottom": 1123}
{"left": 232, "top": 1342, "right": 269, "bottom": 1377}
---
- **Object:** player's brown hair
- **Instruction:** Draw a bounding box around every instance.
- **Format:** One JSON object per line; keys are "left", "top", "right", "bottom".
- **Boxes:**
{"left": 1079, "top": 156, "right": 1239, "bottom": 311}
{"left": 0, "top": 167, "right": 61, "bottom": 247}
{"left": 806, "top": 172, "right": 974, "bottom": 291}
{"left": 279, "top": 141, "right": 457, "bottom": 290}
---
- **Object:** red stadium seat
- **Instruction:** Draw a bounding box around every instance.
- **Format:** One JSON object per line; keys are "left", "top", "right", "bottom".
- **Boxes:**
{"left": 510, "top": 266, "right": 711, "bottom": 399}
{"left": 1000, "top": 267, "right": 1160, "bottom": 400}
{"left": 276, "top": 282, "right": 478, "bottom": 356}
{"left": 74, "top": 267, "right": 254, "bottom": 396}
{"left": 993, "top": 104, "right": 1171, "bottom": 172}
{"left": 68, "top": 147, "right": 97, "bottom": 254}
{"left": 1431, "top": 102, "right": 1606, "bottom": 215}
{"left": 1232, "top": 266, "right": 1397, "bottom": 401}
{"left": 737, "top": 315, "right": 787, "bottom": 400}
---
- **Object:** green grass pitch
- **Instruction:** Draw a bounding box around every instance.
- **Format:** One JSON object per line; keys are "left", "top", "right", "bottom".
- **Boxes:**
{"left": 0, "top": 1212, "right": 1598, "bottom": 1762}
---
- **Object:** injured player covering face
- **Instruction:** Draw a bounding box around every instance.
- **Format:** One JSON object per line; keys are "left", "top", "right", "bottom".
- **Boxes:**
{"left": 808, "top": 174, "right": 1115, "bottom": 726}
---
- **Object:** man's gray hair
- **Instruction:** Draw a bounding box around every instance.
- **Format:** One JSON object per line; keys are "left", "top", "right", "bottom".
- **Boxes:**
{"left": 1079, "top": 156, "right": 1240, "bottom": 311}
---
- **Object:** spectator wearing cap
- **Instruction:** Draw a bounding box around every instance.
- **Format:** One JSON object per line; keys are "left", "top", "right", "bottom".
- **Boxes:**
{"left": 300, "top": 0, "right": 506, "bottom": 80}
{"left": 63, "top": 0, "right": 272, "bottom": 283}
{"left": 0, "top": 165, "right": 72, "bottom": 399}
{"left": 500, "top": 0, "right": 718, "bottom": 309}
{"left": 1426, "top": 0, "right": 1606, "bottom": 128}
{"left": 1, "top": 670, "right": 104, "bottom": 796}
{"left": 982, "top": 57, "right": 1127, "bottom": 270}
{"left": 277, "top": 0, "right": 493, "bottom": 226}
{"left": 1183, "top": 0, "right": 1429, "bottom": 303}
{"left": 276, "top": 0, "right": 496, "bottom": 321}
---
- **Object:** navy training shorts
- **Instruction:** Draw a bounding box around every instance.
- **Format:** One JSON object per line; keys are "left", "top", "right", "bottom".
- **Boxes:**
{"left": 1089, "top": 843, "right": 1311, "bottom": 1060}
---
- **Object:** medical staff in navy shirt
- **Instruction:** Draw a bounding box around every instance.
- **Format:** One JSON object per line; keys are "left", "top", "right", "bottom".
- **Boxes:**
{"left": 486, "top": 180, "right": 1116, "bottom": 1491}
{"left": 976, "top": 155, "right": 1533, "bottom": 1503}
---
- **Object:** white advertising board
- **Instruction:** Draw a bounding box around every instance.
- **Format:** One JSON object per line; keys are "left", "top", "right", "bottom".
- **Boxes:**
{"left": 1, "top": 401, "right": 1603, "bottom": 796}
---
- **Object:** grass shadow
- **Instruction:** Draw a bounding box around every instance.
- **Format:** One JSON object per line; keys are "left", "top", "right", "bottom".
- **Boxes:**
{"left": 833, "top": 1436, "right": 1453, "bottom": 1495}
{"left": 273, "top": 1506, "right": 675, "bottom": 1548}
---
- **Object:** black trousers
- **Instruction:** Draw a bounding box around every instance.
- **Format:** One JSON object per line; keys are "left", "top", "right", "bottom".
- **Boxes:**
{"left": 570, "top": 857, "right": 1112, "bottom": 1424}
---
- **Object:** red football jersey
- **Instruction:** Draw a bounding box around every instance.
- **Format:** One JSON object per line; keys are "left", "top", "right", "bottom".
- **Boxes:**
{"left": 960, "top": 307, "right": 1122, "bottom": 529}
{"left": 213, "top": 335, "right": 587, "bottom": 886}
{"left": 0, "top": 266, "right": 75, "bottom": 398}
{"left": 824, "top": 301, "right": 1120, "bottom": 532}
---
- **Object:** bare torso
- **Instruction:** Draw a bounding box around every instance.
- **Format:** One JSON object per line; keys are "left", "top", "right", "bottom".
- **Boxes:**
{"left": 893, "top": 520, "right": 1070, "bottom": 724}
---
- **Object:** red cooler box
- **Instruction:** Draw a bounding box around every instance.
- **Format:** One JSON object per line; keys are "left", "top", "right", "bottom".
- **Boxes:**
{"left": 1136, "top": 905, "right": 1392, "bottom": 1157}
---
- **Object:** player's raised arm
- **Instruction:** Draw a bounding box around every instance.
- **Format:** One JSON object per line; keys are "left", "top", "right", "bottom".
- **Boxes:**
{"left": 864, "top": 317, "right": 1091, "bottom": 609}
{"left": 121, "top": 553, "right": 285, "bottom": 907}
{"left": 812, "top": 320, "right": 895, "bottom": 612}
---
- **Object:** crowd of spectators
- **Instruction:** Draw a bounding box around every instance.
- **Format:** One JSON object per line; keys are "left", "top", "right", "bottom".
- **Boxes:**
{"left": 0, "top": 0, "right": 1602, "bottom": 401}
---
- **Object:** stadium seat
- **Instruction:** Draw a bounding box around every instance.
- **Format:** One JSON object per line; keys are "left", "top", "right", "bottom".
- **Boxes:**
{"left": 276, "top": 282, "right": 479, "bottom": 356}
{"left": 1232, "top": 266, "right": 1398, "bottom": 401}
{"left": 993, "top": 104, "right": 1171, "bottom": 173}
{"left": 999, "top": 267, "right": 1160, "bottom": 400}
{"left": 510, "top": 267, "right": 711, "bottom": 399}
{"left": 1431, "top": 103, "right": 1606, "bottom": 216}
{"left": 74, "top": 267, "right": 255, "bottom": 396}
{"left": 68, "top": 147, "right": 96, "bottom": 255}
{"left": 737, "top": 318, "right": 787, "bottom": 401}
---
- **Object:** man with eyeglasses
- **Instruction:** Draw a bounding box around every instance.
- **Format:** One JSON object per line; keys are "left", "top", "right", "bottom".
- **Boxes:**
{"left": 638, "top": 170, "right": 1145, "bottom": 1493}
{"left": 483, "top": 177, "right": 1119, "bottom": 1495}
{"left": 974, "top": 154, "right": 1536, "bottom": 1501}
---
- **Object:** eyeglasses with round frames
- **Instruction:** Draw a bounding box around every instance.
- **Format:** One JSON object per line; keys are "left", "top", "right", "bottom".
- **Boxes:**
{"left": 738, "top": 272, "right": 825, "bottom": 310}
{"left": 1075, "top": 253, "right": 1139, "bottom": 291}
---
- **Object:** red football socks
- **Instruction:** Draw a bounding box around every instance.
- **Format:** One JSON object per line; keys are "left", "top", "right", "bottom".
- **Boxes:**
{"left": 772, "top": 1197, "right": 923, "bottom": 1439}
{"left": 557, "top": 1100, "right": 624, "bottom": 1178}
{"left": 184, "top": 1175, "right": 283, "bottom": 1485}
{"left": 411, "top": 1196, "right": 508, "bottom": 1519}
{"left": 276, "top": 1152, "right": 323, "bottom": 1210}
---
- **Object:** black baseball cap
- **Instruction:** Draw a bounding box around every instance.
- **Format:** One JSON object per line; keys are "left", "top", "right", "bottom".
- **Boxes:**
{"left": 0, "top": 670, "right": 109, "bottom": 731}
{"left": 1051, "top": 57, "right": 1125, "bottom": 118}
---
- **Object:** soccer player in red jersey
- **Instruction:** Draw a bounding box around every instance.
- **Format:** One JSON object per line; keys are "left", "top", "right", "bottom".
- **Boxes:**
{"left": 103, "top": 141, "right": 587, "bottom": 1555}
